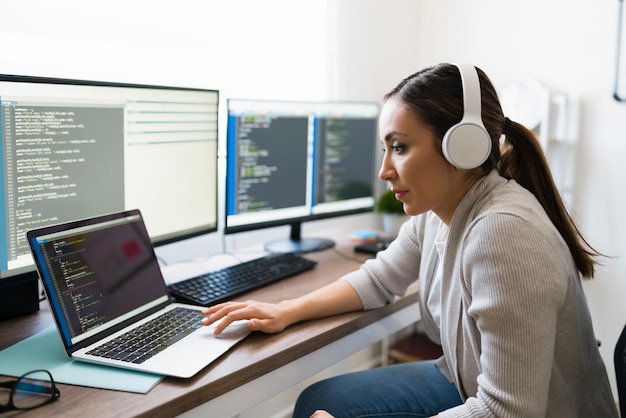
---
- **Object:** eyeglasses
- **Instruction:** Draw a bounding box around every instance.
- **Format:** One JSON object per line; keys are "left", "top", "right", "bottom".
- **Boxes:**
{"left": 0, "top": 369, "right": 60, "bottom": 412}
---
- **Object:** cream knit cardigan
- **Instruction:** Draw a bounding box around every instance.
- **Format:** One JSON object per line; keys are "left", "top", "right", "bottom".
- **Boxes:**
{"left": 342, "top": 170, "right": 617, "bottom": 417}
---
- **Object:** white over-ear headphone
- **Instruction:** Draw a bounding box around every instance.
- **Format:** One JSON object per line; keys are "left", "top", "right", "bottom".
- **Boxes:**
{"left": 441, "top": 64, "right": 492, "bottom": 169}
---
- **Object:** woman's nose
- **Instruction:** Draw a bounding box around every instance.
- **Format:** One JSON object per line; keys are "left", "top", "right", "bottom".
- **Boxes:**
{"left": 379, "top": 155, "right": 395, "bottom": 181}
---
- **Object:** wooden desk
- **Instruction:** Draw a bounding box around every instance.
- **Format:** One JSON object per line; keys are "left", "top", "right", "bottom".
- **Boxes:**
{"left": 0, "top": 243, "right": 419, "bottom": 418}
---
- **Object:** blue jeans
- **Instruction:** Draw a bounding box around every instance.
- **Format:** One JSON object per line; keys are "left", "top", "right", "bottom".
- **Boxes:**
{"left": 292, "top": 360, "right": 463, "bottom": 418}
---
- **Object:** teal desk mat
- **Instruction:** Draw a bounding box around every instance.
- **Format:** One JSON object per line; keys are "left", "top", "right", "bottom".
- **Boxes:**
{"left": 0, "top": 326, "right": 163, "bottom": 393}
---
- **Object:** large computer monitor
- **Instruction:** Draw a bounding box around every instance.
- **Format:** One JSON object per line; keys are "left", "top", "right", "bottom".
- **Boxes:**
{"left": 225, "top": 99, "right": 379, "bottom": 253}
{"left": 0, "top": 74, "right": 219, "bottom": 282}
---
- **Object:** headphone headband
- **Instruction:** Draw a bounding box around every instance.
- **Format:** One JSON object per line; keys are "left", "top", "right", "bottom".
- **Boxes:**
{"left": 458, "top": 64, "right": 482, "bottom": 124}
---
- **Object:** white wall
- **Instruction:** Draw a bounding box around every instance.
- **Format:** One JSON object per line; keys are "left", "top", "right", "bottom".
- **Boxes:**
{"left": 2, "top": 0, "right": 624, "bottom": 408}
{"left": 0, "top": 0, "right": 333, "bottom": 99}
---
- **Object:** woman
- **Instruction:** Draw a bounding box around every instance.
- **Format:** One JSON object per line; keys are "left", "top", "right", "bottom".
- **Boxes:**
{"left": 202, "top": 63, "right": 618, "bottom": 417}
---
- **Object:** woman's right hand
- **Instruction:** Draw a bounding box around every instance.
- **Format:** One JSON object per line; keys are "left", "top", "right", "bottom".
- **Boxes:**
{"left": 202, "top": 279, "right": 364, "bottom": 335}
{"left": 201, "top": 299, "right": 294, "bottom": 335}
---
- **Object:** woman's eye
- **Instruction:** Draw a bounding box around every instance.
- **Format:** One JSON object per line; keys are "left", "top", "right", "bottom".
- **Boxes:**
{"left": 381, "top": 142, "right": 406, "bottom": 154}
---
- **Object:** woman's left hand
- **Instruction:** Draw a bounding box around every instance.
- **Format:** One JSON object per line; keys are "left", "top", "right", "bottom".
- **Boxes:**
{"left": 310, "top": 411, "right": 334, "bottom": 418}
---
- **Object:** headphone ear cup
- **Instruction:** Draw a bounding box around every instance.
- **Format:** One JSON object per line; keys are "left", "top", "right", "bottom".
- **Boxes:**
{"left": 442, "top": 121, "right": 491, "bottom": 169}
{"left": 442, "top": 64, "right": 492, "bottom": 169}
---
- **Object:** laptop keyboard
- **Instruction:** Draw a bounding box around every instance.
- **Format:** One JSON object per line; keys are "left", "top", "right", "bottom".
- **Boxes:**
{"left": 86, "top": 307, "right": 203, "bottom": 364}
{"left": 168, "top": 253, "right": 317, "bottom": 306}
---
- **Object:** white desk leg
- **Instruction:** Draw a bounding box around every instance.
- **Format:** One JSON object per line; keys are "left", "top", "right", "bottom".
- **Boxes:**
{"left": 380, "top": 336, "right": 390, "bottom": 366}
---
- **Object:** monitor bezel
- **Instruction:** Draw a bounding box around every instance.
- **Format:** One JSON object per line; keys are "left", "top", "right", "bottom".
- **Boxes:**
{"left": 223, "top": 98, "right": 379, "bottom": 239}
{"left": 0, "top": 73, "right": 219, "bottom": 282}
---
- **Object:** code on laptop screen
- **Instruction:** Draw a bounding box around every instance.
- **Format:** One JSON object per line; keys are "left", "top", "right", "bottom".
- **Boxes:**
{"left": 30, "top": 212, "right": 168, "bottom": 344}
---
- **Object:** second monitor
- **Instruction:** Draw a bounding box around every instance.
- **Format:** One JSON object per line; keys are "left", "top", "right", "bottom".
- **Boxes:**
{"left": 225, "top": 99, "right": 380, "bottom": 253}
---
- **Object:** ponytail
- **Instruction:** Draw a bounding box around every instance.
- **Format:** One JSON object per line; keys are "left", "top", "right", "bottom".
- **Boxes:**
{"left": 498, "top": 119, "right": 602, "bottom": 279}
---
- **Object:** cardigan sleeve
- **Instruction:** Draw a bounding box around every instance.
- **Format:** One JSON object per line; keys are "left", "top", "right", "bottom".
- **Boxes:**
{"left": 341, "top": 216, "right": 424, "bottom": 309}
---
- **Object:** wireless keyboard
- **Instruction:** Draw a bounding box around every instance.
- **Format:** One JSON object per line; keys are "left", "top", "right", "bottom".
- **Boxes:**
{"left": 167, "top": 252, "right": 317, "bottom": 306}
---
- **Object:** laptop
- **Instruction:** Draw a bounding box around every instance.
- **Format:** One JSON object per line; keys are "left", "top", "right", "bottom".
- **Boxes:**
{"left": 27, "top": 209, "right": 251, "bottom": 378}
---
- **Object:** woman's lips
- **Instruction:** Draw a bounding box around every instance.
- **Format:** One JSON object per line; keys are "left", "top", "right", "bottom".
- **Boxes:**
{"left": 392, "top": 190, "right": 407, "bottom": 200}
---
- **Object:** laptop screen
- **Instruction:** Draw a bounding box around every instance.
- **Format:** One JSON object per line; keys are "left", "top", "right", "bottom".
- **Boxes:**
{"left": 28, "top": 210, "right": 170, "bottom": 348}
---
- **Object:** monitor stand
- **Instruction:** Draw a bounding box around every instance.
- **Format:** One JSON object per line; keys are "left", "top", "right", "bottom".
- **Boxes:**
{"left": 264, "top": 221, "right": 335, "bottom": 254}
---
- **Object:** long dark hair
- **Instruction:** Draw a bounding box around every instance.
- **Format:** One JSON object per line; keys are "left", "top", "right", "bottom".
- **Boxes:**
{"left": 384, "top": 63, "right": 602, "bottom": 279}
